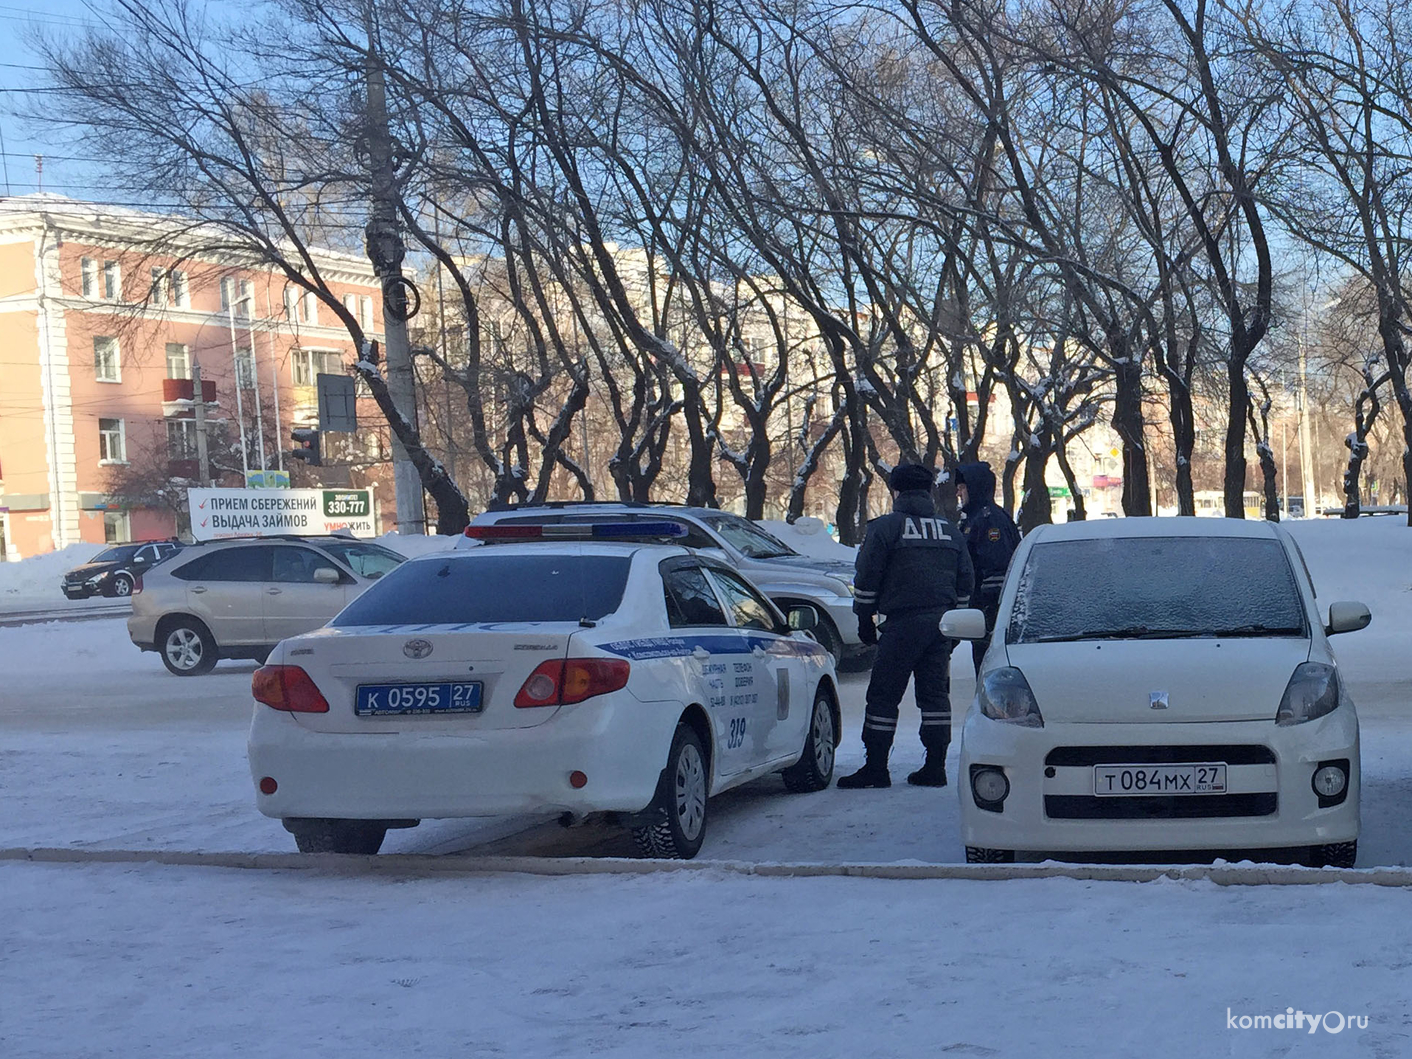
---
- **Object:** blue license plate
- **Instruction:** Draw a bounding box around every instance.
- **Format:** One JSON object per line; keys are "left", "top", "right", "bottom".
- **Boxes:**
{"left": 355, "top": 681, "right": 483, "bottom": 715}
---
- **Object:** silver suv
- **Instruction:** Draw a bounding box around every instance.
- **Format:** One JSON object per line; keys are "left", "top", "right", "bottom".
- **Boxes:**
{"left": 469, "top": 504, "right": 864, "bottom": 663}
{"left": 128, "top": 535, "right": 405, "bottom": 675}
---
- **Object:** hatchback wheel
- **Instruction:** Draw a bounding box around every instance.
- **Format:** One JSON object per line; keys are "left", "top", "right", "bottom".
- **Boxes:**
{"left": 284, "top": 818, "right": 388, "bottom": 855}
{"left": 782, "top": 686, "right": 836, "bottom": 792}
{"left": 106, "top": 575, "right": 133, "bottom": 598}
{"left": 1304, "top": 841, "right": 1357, "bottom": 869}
{"left": 633, "top": 724, "right": 709, "bottom": 859}
{"left": 966, "top": 846, "right": 1015, "bottom": 864}
{"left": 160, "top": 619, "right": 218, "bottom": 676}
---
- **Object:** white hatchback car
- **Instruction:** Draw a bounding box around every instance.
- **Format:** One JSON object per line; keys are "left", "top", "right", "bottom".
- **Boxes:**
{"left": 951, "top": 518, "right": 1369, "bottom": 867}
{"left": 247, "top": 522, "right": 840, "bottom": 857}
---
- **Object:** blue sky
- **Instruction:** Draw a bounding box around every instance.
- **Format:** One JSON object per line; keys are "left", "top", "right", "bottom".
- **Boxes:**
{"left": 0, "top": 0, "right": 109, "bottom": 199}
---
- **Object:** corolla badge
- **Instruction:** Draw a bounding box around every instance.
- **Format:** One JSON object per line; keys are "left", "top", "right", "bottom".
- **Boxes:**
{"left": 403, "top": 638, "right": 434, "bottom": 660}
{"left": 1150, "top": 691, "right": 1169, "bottom": 710}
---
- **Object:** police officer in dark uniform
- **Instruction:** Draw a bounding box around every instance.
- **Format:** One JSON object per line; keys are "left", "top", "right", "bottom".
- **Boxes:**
{"left": 838, "top": 464, "right": 974, "bottom": 789}
{"left": 955, "top": 462, "right": 1021, "bottom": 675}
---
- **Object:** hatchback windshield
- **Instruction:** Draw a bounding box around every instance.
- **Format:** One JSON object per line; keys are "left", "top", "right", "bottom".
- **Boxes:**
{"left": 698, "top": 515, "right": 796, "bottom": 559}
{"left": 332, "top": 554, "right": 631, "bottom": 625}
{"left": 91, "top": 545, "right": 141, "bottom": 563}
{"left": 320, "top": 541, "right": 405, "bottom": 580}
{"left": 1007, "top": 536, "right": 1308, "bottom": 643}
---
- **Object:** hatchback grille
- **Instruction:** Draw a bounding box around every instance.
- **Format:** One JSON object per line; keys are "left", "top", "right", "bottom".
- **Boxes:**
{"left": 1045, "top": 745, "right": 1277, "bottom": 767}
{"left": 1045, "top": 793, "right": 1278, "bottom": 819}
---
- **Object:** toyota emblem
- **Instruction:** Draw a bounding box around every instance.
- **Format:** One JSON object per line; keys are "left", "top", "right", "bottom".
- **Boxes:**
{"left": 403, "top": 638, "right": 433, "bottom": 660}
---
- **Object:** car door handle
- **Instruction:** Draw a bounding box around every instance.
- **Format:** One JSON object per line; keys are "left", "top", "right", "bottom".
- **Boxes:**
{"left": 691, "top": 646, "right": 711, "bottom": 660}
{"left": 191, "top": 586, "right": 207, "bottom": 594}
{"left": 752, "top": 646, "right": 767, "bottom": 659}
{"left": 266, "top": 587, "right": 282, "bottom": 595}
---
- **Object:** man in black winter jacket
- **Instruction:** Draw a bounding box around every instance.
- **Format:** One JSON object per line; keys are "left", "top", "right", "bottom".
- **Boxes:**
{"left": 955, "top": 462, "right": 1021, "bottom": 675}
{"left": 838, "top": 464, "right": 974, "bottom": 789}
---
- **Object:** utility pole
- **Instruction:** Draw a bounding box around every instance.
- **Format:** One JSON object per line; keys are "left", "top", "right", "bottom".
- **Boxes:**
{"left": 243, "top": 297, "right": 268, "bottom": 474}
{"left": 1298, "top": 331, "right": 1314, "bottom": 518}
{"left": 192, "top": 356, "right": 211, "bottom": 485}
{"left": 363, "top": 13, "right": 426, "bottom": 534}
{"left": 227, "top": 305, "right": 250, "bottom": 480}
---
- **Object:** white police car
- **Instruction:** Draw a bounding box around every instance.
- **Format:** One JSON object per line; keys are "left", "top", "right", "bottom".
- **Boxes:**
{"left": 247, "top": 521, "right": 840, "bottom": 858}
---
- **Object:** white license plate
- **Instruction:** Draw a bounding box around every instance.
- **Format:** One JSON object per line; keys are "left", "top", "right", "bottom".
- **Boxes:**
{"left": 1093, "top": 763, "right": 1227, "bottom": 796}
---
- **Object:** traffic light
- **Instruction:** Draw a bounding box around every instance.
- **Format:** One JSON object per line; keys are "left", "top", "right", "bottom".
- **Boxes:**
{"left": 290, "top": 427, "right": 322, "bottom": 466}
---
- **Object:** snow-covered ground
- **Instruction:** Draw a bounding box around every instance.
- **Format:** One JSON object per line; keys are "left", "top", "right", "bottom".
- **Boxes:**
{"left": 4, "top": 862, "right": 1412, "bottom": 1057}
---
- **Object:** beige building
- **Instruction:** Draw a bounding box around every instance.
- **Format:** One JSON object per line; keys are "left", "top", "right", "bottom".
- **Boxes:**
{"left": 0, "top": 196, "right": 387, "bottom": 560}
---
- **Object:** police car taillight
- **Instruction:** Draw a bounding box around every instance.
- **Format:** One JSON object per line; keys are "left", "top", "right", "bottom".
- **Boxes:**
{"left": 253, "top": 665, "right": 330, "bottom": 713}
{"left": 464, "top": 521, "right": 689, "bottom": 541}
{"left": 514, "top": 659, "right": 631, "bottom": 708}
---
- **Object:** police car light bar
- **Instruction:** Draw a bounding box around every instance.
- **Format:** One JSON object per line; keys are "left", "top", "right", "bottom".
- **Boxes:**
{"left": 463, "top": 521, "right": 691, "bottom": 541}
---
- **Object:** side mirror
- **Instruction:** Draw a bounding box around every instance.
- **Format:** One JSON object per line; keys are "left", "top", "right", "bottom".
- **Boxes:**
{"left": 1326, "top": 601, "right": 1371, "bottom": 636}
{"left": 940, "top": 608, "right": 989, "bottom": 641}
{"left": 313, "top": 567, "right": 341, "bottom": 585}
{"left": 788, "top": 604, "right": 820, "bottom": 633}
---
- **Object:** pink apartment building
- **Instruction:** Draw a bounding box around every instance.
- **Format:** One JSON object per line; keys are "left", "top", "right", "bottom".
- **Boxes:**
{"left": 0, "top": 196, "right": 389, "bottom": 560}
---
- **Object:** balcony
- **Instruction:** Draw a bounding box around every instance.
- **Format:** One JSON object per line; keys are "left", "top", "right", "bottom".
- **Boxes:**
{"left": 162, "top": 378, "right": 217, "bottom": 403}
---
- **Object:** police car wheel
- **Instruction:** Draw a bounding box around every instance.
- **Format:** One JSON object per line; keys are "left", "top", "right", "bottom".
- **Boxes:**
{"left": 965, "top": 846, "right": 1015, "bottom": 864}
{"left": 633, "top": 724, "right": 708, "bottom": 860}
{"left": 782, "top": 687, "right": 836, "bottom": 793}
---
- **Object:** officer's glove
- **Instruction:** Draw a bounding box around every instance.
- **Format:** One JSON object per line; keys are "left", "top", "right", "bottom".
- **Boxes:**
{"left": 857, "top": 613, "right": 878, "bottom": 647}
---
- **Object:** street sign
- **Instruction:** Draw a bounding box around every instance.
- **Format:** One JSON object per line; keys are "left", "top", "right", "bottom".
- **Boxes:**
{"left": 317, "top": 373, "right": 358, "bottom": 432}
{"left": 187, "top": 487, "right": 376, "bottom": 540}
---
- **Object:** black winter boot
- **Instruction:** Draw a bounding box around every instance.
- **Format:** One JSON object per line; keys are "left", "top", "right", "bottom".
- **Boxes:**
{"left": 906, "top": 754, "right": 948, "bottom": 787}
{"left": 837, "top": 744, "right": 891, "bottom": 789}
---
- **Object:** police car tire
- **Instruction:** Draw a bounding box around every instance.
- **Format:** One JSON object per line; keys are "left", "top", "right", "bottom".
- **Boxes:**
{"left": 632, "top": 725, "right": 708, "bottom": 860}
{"left": 965, "top": 846, "right": 1015, "bottom": 864}
{"left": 285, "top": 818, "right": 388, "bottom": 855}
{"left": 782, "top": 687, "right": 835, "bottom": 793}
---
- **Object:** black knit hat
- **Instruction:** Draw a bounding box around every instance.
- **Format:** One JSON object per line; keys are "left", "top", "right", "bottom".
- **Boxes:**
{"left": 889, "top": 463, "right": 934, "bottom": 492}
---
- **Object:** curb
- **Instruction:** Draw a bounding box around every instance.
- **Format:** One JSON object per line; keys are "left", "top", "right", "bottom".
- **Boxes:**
{"left": 2, "top": 846, "right": 1410, "bottom": 886}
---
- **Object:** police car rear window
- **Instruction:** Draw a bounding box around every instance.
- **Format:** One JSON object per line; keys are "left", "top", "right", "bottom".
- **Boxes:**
{"left": 332, "top": 554, "right": 632, "bottom": 626}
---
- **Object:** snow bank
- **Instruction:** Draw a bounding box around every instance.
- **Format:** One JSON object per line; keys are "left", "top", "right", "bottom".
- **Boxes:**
{"left": 0, "top": 542, "right": 111, "bottom": 610}
{"left": 758, "top": 517, "right": 858, "bottom": 562}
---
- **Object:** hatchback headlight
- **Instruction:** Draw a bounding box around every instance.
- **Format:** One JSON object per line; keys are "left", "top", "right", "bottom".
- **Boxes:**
{"left": 979, "top": 667, "right": 1044, "bottom": 727}
{"left": 1276, "top": 662, "right": 1341, "bottom": 726}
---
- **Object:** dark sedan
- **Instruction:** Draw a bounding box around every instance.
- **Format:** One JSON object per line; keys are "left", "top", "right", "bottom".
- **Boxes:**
{"left": 61, "top": 540, "right": 184, "bottom": 599}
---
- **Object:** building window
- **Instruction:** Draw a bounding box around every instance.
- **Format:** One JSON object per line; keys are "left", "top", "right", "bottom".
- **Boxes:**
{"left": 238, "top": 279, "right": 253, "bottom": 316}
{"left": 103, "top": 510, "right": 131, "bottom": 544}
{"left": 235, "top": 346, "right": 256, "bottom": 389}
{"left": 81, "top": 257, "right": 97, "bottom": 297}
{"left": 299, "top": 291, "right": 318, "bottom": 325}
{"left": 172, "top": 270, "right": 190, "bottom": 308}
{"left": 292, "top": 348, "right": 343, "bottom": 387}
{"left": 102, "top": 260, "right": 120, "bottom": 301}
{"left": 150, "top": 267, "right": 168, "bottom": 307}
{"left": 283, "top": 286, "right": 299, "bottom": 322}
{"left": 93, "top": 336, "right": 120, "bottom": 382}
{"left": 166, "top": 418, "right": 198, "bottom": 460}
{"left": 343, "top": 293, "right": 357, "bottom": 319}
{"left": 98, "top": 418, "right": 126, "bottom": 463}
{"left": 165, "top": 343, "right": 191, "bottom": 380}
{"left": 359, "top": 295, "right": 374, "bottom": 330}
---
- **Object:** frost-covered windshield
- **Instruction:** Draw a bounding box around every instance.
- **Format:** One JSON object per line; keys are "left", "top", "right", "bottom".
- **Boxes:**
{"left": 698, "top": 515, "right": 796, "bottom": 559}
{"left": 1007, "top": 536, "right": 1308, "bottom": 644}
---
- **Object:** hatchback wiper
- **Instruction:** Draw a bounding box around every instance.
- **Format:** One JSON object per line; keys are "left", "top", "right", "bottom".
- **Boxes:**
{"left": 1031, "top": 626, "right": 1212, "bottom": 643}
{"left": 1203, "top": 624, "right": 1305, "bottom": 638}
